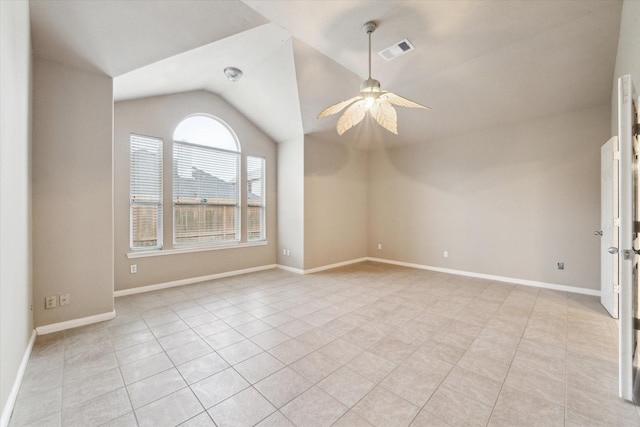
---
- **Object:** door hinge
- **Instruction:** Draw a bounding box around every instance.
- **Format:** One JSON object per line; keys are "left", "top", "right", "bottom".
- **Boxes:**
{"left": 614, "top": 150, "right": 621, "bottom": 160}
{"left": 614, "top": 218, "right": 621, "bottom": 227}
{"left": 614, "top": 284, "right": 620, "bottom": 294}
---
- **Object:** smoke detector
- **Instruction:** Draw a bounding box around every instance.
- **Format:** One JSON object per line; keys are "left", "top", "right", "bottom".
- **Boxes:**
{"left": 224, "top": 67, "right": 243, "bottom": 82}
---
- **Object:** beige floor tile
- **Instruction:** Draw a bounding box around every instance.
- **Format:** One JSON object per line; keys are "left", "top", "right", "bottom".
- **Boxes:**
{"left": 166, "top": 339, "right": 213, "bottom": 365}
{"left": 414, "top": 340, "right": 466, "bottom": 365}
{"left": 204, "top": 328, "right": 245, "bottom": 350}
{"left": 234, "top": 351, "right": 285, "bottom": 384}
{"left": 318, "top": 366, "right": 375, "bottom": 407}
{"left": 63, "top": 351, "right": 119, "bottom": 385}
{"left": 410, "top": 409, "right": 452, "bottom": 427}
{"left": 217, "top": 339, "right": 263, "bottom": 365}
{"left": 333, "top": 410, "right": 375, "bottom": 427}
{"left": 62, "top": 388, "right": 131, "bottom": 427}
{"left": 347, "top": 350, "right": 398, "bottom": 383}
{"left": 254, "top": 367, "right": 312, "bottom": 408}
{"left": 251, "top": 328, "right": 291, "bottom": 350}
{"left": 177, "top": 351, "right": 229, "bottom": 384}
{"left": 62, "top": 367, "right": 124, "bottom": 408}
{"left": 352, "top": 386, "right": 419, "bottom": 427}
{"left": 255, "top": 410, "right": 295, "bottom": 427}
{"left": 424, "top": 385, "right": 492, "bottom": 427}
{"left": 566, "top": 380, "right": 640, "bottom": 425}
{"left": 489, "top": 385, "right": 564, "bottom": 427}
{"left": 235, "top": 319, "right": 273, "bottom": 337}
{"left": 10, "top": 387, "right": 62, "bottom": 427}
{"left": 157, "top": 329, "right": 200, "bottom": 350}
{"left": 456, "top": 351, "right": 511, "bottom": 383}
{"left": 439, "top": 365, "right": 502, "bottom": 408}
{"left": 291, "top": 350, "right": 343, "bottom": 383}
{"left": 268, "top": 338, "right": 314, "bottom": 364}
{"left": 179, "top": 411, "right": 216, "bottom": 427}
{"left": 136, "top": 388, "right": 203, "bottom": 427}
{"left": 317, "top": 337, "right": 363, "bottom": 365}
{"left": 126, "top": 368, "right": 186, "bottom": 408}
{"left": 277, "top": 318, "right": 316, "bottom": 337}
{"left": 380, "top": 364, "right": 440, "bottom": 407}
{"left": 10, "top": 264, "right": 639, "bottom": 427}
{"left": 280, "top": 386, "right": 347, "bottom": 427}
{"left": 115, "top": 339, "right": 163, "bottom": 366}
{"left": 191, "top": 367, "right": 249, "bottom": 409}
{"left": 208, "top": 387, "right": 275, "bottom": 427}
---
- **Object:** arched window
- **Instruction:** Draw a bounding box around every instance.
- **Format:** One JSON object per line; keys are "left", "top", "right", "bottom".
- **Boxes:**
{"left": 172, "top": 115, "right": 241, "bottom": 246}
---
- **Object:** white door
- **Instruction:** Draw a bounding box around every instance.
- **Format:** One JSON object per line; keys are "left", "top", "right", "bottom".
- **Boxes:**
{"left": 601, "top": 137, "right": 618, "bottom": 318}
{"left": 617, "top": 74, "right": 638, "bottom": 402}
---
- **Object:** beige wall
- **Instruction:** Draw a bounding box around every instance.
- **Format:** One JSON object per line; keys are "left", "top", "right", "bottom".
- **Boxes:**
{"left": 0, "top": 0, "right": 33, "bottom": 417}
{"left": 369, "top": 105, "right": 610, "bottom": 291}
{"left": 304, "top": 136, "right": 368, "bottom": 270}
{"left": 32, "top": 58, "right": 114, "bottom": 326}
{"left": 277, "top": 138, "right": 304, "bottom": 269}
{"left": 114, "top": 91, "right": 277, "bottom": 291}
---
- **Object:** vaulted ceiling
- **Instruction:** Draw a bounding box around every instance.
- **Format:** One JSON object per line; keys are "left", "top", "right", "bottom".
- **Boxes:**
{"left": 29, "top": 0, "right": 622, "bottom": 146}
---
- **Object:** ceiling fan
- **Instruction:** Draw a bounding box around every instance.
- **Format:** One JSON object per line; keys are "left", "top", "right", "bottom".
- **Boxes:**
{"left": 317, "top": 21, "right": 430, "bottom": 135}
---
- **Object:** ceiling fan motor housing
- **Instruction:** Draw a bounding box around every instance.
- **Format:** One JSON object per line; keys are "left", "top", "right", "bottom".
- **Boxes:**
{"left": 360, "top": 78, "right": 381, "bottom": 93}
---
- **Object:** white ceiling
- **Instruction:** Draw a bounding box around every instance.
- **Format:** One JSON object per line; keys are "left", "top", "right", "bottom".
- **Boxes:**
{"left": 29, "top": 0, "right": 623, "bottom": 146}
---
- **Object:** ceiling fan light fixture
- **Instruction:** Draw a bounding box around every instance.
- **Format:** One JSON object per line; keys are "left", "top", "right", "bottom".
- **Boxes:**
{"left": 317, "top": 21, "right": 430, "bottom": 135}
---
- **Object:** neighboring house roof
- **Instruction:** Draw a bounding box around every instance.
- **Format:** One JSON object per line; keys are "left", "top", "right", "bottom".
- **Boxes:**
{"left": 131, "top": 150, "right": 260, "bottom": 201}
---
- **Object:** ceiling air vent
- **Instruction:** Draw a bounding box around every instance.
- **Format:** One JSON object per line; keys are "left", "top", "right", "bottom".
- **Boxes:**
{"left": 378, "top": 39, "right": 414, "bottom": 61}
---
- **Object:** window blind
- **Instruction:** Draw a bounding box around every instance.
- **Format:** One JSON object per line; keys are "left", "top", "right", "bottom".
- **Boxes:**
{"left": 247, "top": 156, "right": 265, "bottom": 241}
{"left": 130, "top": 134, "right": 163, "bottom": 250}
{"left": 173, "top": 141, "right": 240, "bottom": 245}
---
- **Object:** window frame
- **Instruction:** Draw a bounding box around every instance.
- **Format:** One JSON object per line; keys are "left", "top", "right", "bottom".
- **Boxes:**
{"left": 247, "top": 155, "right": 266, "bottom": 242}
{"left": 129, "top": 133, "right": 163, "bottom": 251}
{"left": 172, "top": 114, "right": 242, "bottom": 249}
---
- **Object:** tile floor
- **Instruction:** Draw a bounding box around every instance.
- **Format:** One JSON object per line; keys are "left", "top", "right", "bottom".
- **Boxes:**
{"left": 8, "top": 262, "right": 640, "bottom": 426}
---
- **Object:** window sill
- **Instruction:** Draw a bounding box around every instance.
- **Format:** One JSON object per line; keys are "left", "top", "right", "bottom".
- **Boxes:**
{"left": 127, "top": 240, "right": 268, "bottom": 259}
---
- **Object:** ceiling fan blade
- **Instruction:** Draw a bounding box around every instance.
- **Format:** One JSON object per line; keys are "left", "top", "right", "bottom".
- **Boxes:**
{"left": 371, "top": 101, "right": 398, "bottom": 134}
{"left": 380, "top": 92, "right": 431, "bottom": 110}
{"left": 317, "top": 96, "right": 363, "bottom": 118}
{"left": 337, "top": 101, "right": 367, "bottom": 135}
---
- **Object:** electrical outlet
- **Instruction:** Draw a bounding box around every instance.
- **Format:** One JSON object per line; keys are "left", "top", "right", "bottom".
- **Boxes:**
{"left": 286, "top": 249, "right": 291, "bottom": 256}
{"left": 282, "top": 249, "right": 287, "bottom": 256}
{"left": 60, "top": 293, "right": 70, "bottom": 306}
{"left": 130, "top": 264, "right": 137, "bottom": 274}
{"left": 377, "top": 243, "right": 382, "bottom": 250}
{"left": 45, "top": 296, "right": 57, "bottom": 309}
{"left": 444, "top": 251, "right": 448, "bottom": 258}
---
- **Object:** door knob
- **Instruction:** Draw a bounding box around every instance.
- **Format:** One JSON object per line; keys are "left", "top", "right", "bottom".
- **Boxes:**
{"left": 608, "top": 247, "right": 619, "bottom": 254}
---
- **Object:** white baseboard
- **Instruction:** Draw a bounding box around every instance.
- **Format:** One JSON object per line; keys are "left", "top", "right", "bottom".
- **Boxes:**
{"left": 367, "top": 257, "right": 601, "bottom": 297}
{"left": 114, "top": 264, "right": 278, "bottom": 297}
{"left": 1, "top": 330, "right": 36, "bottom": 427}
{"left": 276, "top": 264, "right": 304, "bottom": 275}
{"left": 302, "top": 258, "right": 369, "bottom": 274}
{"left": 114, "top": 256, "right": 599, "bottom": 300}
{"left": 35, "top": 310, "right": 116, "bottom": 335}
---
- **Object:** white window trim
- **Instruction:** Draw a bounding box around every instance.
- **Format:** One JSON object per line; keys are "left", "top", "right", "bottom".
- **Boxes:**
{"left": 127, "top": 240, "right": 268, "bottom": 259}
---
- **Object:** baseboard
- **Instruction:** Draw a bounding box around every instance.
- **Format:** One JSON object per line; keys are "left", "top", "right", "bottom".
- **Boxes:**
{"left": 276, "top": 257, "right": 368, "bottom": 275}
{"left": 367, "top": 257, "right": 601, "bottom": 296}
{"left": 114, "top": 264, "right": 278, "bottom": 297}
{"left": 1, "top": 330, "right": 36, "bottom": 427}
{"left": 35, "top": 310, "right": 116, "bottom": 335}
{"left": 302, "top": 257, "right": 369, "bottom": 274}
{"left": 276, "top": 264, "right": 305, "bottom": 275}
